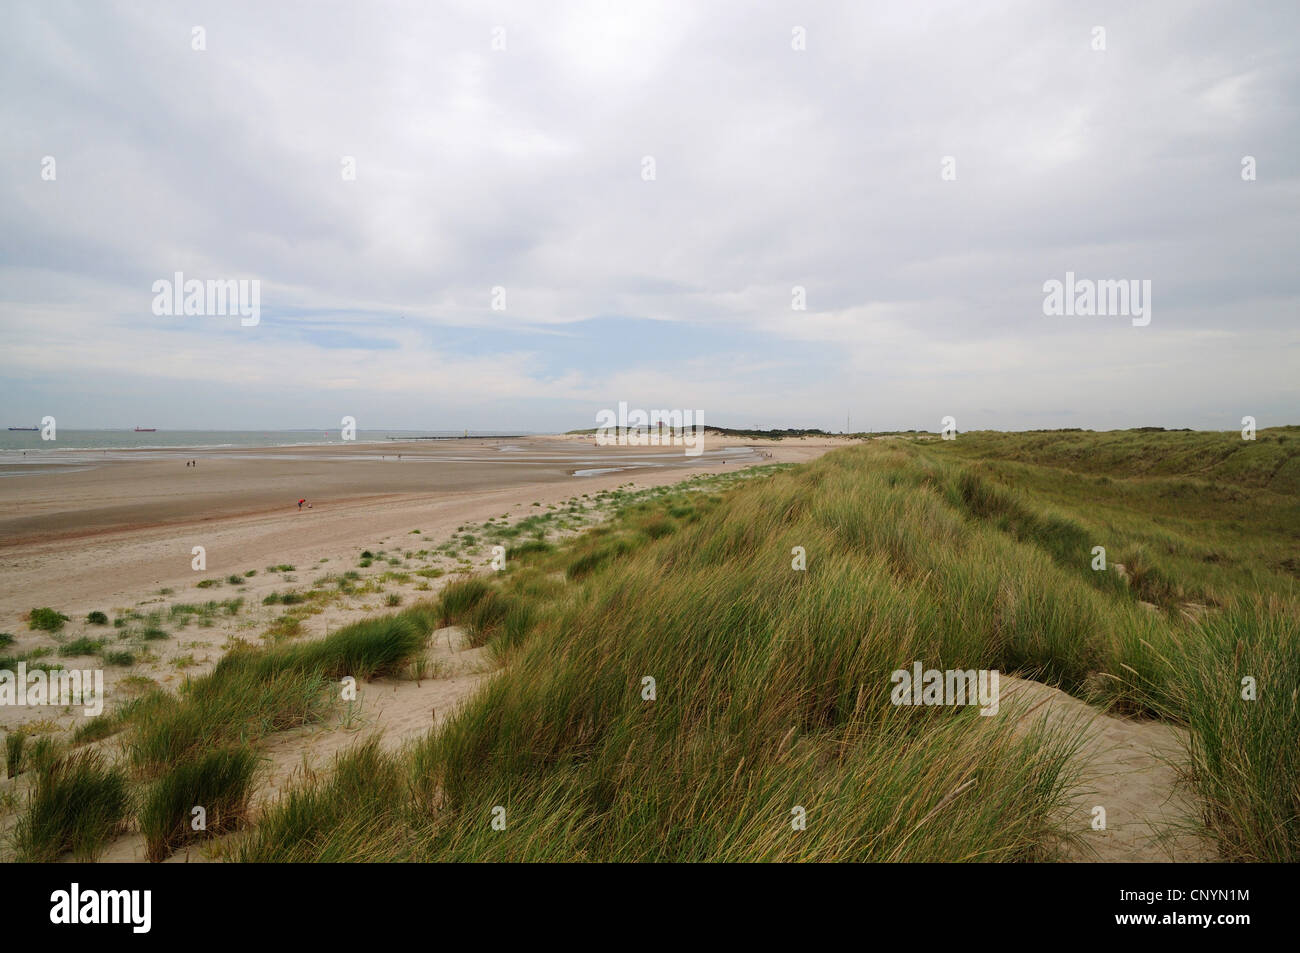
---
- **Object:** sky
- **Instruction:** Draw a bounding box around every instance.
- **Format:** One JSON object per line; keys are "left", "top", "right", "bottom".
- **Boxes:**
{"left": 1, "top": 0, "right": 1296, "bottom": 433}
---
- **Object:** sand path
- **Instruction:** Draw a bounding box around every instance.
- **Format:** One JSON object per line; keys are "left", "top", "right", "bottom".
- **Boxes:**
{"left": 1002, "top": 676, "right": 1215, "bottom": 861}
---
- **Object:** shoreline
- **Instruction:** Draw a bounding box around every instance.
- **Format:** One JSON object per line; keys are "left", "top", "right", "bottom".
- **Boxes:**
{"left": 0, "top": 437, "right": 843, "bottom": 864}
{"left": 0, "top": 434, "right": 849, "bottom": 638}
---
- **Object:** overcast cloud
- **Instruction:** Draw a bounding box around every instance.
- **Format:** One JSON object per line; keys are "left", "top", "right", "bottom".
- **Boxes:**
{"left": 1, "top": 0, "right": 1296, "bottom": 432}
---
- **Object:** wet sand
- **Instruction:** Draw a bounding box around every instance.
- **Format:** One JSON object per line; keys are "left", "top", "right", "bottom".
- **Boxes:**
{"left": 0, "top": 438, "right": 751, "bottom": 545}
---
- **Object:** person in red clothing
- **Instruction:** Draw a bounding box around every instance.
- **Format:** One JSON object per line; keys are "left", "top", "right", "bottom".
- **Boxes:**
{"left": 298, "top": 498, "right": 307, "bottom": 510}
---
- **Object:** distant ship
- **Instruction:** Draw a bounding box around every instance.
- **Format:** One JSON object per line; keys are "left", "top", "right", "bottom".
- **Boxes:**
{"left": 134, "top": 427, "right": 157, "bottom": 432}
{"left": 8, "top": 426, "right": 37, "bottom": 431}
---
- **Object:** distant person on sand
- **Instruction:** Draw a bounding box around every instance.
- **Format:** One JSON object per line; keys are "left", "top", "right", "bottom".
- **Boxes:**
{"left": 298, "top": 498, "right": 307, "bottom": 510}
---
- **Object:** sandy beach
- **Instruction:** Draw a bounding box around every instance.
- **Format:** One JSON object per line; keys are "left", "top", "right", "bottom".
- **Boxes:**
{"left": 0, "top": 433, "right": 845, "bottom": 678}
{"left": 0, "top": 432, "right": 850, "bottom": 861}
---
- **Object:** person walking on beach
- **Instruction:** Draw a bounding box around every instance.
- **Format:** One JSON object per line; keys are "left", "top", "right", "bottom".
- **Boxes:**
{"left": 298, "top": 498, "right": 307, "bottom": 510}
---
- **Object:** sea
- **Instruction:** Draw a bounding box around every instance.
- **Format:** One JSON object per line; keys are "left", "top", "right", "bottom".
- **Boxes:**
{"left": 0, "top": 429, "right": 528, "bottom": 453}
{"left": 0, "top": 429, "right": 752, "bottom": 478}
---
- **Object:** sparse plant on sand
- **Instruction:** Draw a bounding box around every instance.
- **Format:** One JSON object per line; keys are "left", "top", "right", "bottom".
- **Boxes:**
{"left": 27, "top": 607, "right": 69, "bottom": 632}
{"left": 13, "top": 749, "right": 130, "bottom": 862}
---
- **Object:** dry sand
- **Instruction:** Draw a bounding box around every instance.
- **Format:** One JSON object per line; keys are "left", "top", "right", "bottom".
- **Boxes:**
{"left": 1003, "top": 676, "right": 1216, "bottom": 862}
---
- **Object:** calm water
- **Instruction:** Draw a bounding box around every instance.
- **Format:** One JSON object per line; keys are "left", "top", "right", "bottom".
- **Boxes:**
{"left": 0, "top": 430, "right": 752, "bottom": 476}
{"left": 0, "top": 429, "right": 528, "bottom": 453}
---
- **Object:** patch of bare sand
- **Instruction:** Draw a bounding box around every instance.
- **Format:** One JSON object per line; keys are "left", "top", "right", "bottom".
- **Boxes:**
{"left": 253, "top": 625, "right": 490, "bottom": 808}
{"left": 1002, "top": 675, "right": 1215, "bottom": 862}
{"left": 90, "top": 626, "right": 491, "bottom": 863}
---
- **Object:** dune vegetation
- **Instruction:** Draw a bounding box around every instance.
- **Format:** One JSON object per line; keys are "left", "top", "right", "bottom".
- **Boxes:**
{"left": 10, "top": 608, "right": 440, "bottom": 862}
{"left": 231, "top": 429, "right": 1297, "bottom": 862}
{"left": 14, "top": 429, "right": 1296, "bottom": 862}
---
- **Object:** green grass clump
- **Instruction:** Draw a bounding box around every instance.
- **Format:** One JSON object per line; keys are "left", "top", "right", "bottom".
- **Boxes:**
{"left": 27, "top": 608, "right": 69, "bottom": 632}
{"left": 74, "top": 712, "right": 127, "bottom": 745}
{"left": 436, "top": 578, "right": 493, "bottom": 625}
{"left": 236, "top": 737, "right": 406, "bottom": 862}
{"left": 13, "top": 749, "right": 130, "bottom": 862}
{"left": 168, "top": 600, "right": 242, "bottom": 627}
{"left": 26, "top": 736, "right": 60, "bottom": 775}
{"left": 457, "top": 590, "right": 513, "bottom": 646}
{"left": 506, "top": 539, "right": 554, "bottom": 561}
{"left": 1161, "top": 597, "right": 1300, "bottom": 862}
{"left": 61, "top": 637, "right": 107, "bottom": 656}
{"left": 5, "top": 732, "right": 25, "bottom": 778}
{"left": 263, "top": 591, "right": 308, "bottom": 606}
{"left": 86, "top": 611, "right": 109, "bottom": 625}
{"left": 140, "top": 745, "right": 259, "bottom": 862}
{"left": 127, "top": 671, "right": 330, "bottom": 777}
{"left": 263, "top": 615, "right": 303, "bottom": 642}
{"left": 102, "top": 650, "right": 136, "bottom": 666}
{"left": 565, "top": 534, "right": 641, "bottom": 580}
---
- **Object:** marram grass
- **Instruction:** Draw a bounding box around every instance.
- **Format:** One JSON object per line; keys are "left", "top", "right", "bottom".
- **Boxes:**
{"left": 56, "top": 434, "right": 1299, "bottom": 862}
